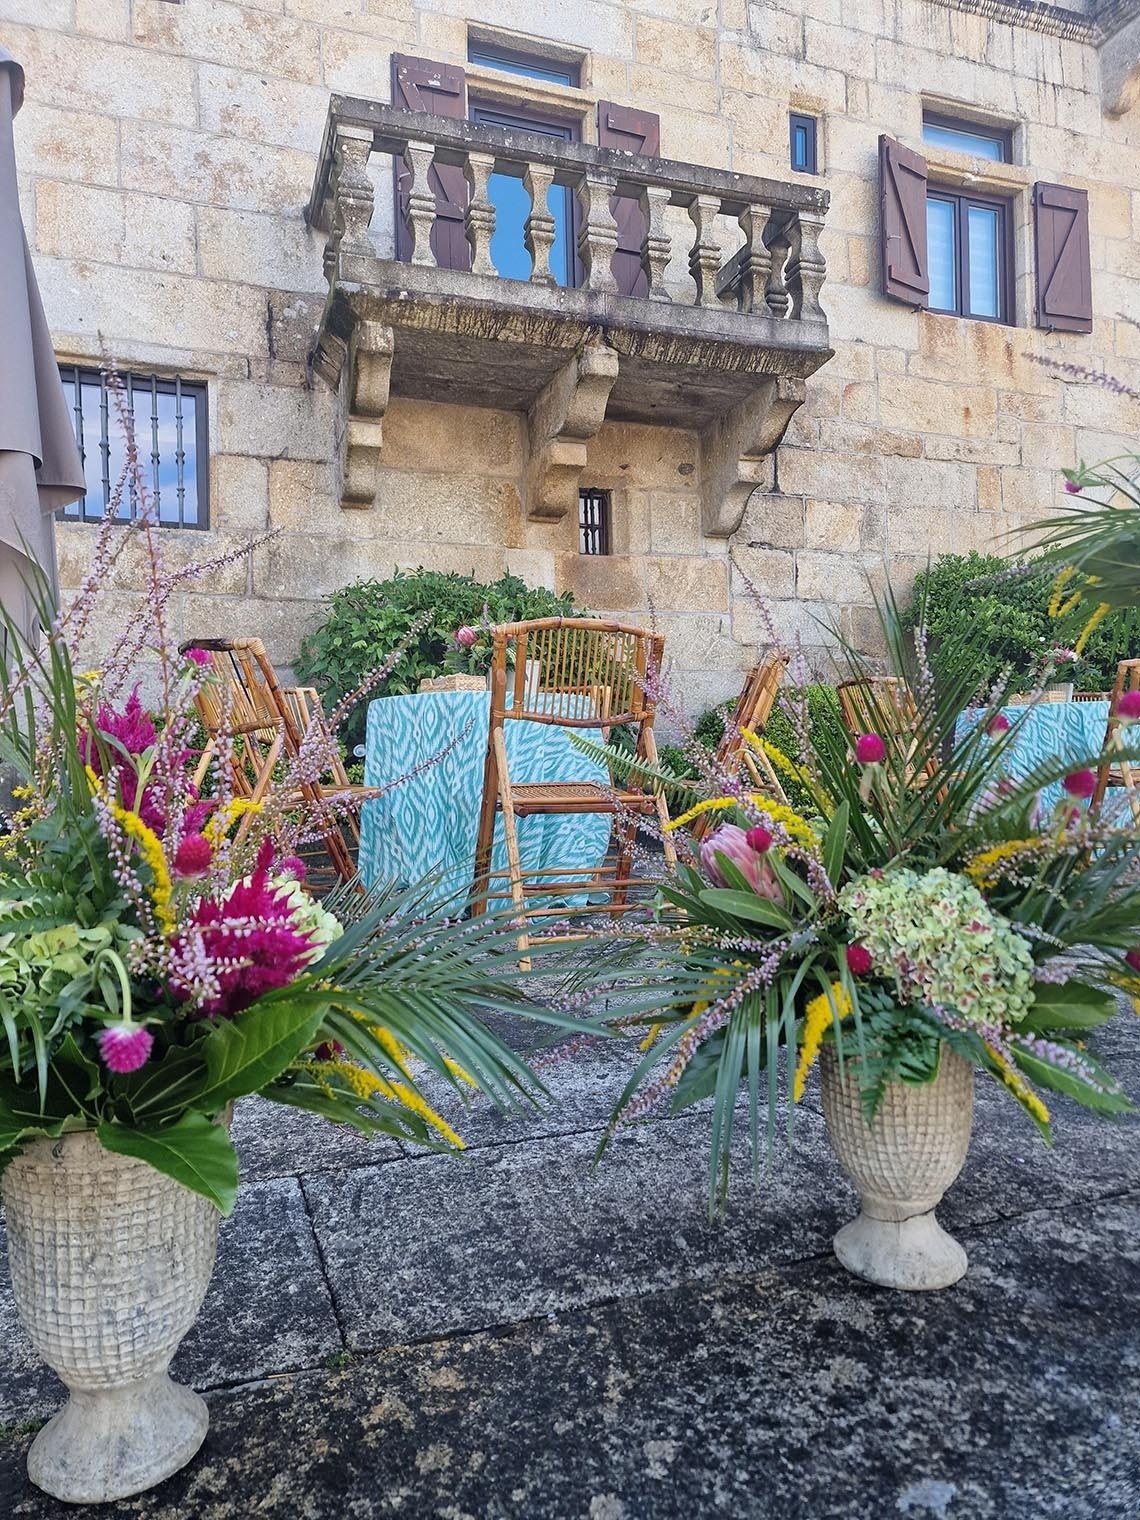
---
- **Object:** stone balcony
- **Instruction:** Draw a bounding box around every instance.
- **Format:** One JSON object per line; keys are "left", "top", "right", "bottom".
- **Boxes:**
{"left": 307, "top": 97, "right": 833, "bottom": 536}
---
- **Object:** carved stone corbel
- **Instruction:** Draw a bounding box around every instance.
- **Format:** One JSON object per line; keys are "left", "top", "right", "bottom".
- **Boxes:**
{"left": 526, "top": 343, "right": 620, "bottom": 522}
{"left": 340, "top": 321, "right": 394, "bottom": 509}
{"left": 699, "top": 375, "right": 806, "bottom": 537}
{"left": 1101, "top": 17, "right": 1140, "bottom": 118}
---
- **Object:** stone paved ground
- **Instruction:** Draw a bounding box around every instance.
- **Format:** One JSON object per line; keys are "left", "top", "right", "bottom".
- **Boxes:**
{"left": 2, "top": 1010, "right": 1139, "bottom": 1519}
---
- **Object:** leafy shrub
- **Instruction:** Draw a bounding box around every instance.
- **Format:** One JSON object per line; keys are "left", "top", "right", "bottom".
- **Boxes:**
{"left": 296, "top": 569, "right": 581, "bottom": 749}
{"left": 678, "top": 685, "right": 840, "bottom": 813}
{"left": 903, "top": 551, "right": 1140, "bottom": 694}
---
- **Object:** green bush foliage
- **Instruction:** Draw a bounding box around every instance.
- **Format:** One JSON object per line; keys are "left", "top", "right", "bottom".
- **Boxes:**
{"left": 676, "top": 684, "right": 840, "bottom": 812}
{"left": 903, "top": 551, "right": 1140, "bottom": 694}
{"left": 296, "top": 569, "right": 581, "bottom": 748}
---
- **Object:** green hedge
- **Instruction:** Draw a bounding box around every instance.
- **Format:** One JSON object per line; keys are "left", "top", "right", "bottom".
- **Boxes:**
{"left": 295, "top": 569, "right": 580, "bottom": 749}
{"left": 902, "top": 551, "right": 1140, "bottom": 694}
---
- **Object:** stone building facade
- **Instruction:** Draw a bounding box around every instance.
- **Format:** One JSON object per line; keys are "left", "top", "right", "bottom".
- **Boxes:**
{"left": 5, "top": 0, "right": 1140, "bottom": 712}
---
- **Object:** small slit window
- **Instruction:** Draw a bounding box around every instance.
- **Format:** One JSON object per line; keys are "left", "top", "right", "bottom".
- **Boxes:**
{"left": 921, "top": 112, "right": 1010, "bottom": 164}
{"left": 578, "top": 489, "right": 611, "bottom": 556}
{"left": 789, "top": 113, "right": 818, "bottom": 175}
{"left": 466, "top": 40, "right": 580, "bottom": 88}
{"left": 58, "top": 367, "right": 209, "bottom": 528}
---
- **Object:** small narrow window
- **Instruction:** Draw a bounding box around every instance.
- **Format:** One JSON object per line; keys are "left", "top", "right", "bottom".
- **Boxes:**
{"left": 925, "top": 189, "right": 1010, "bottom": 323}
{"left": 921, "top": 112, "right": 1010, "bottom": 163}
{"left": 789, "top": 113, "right": 818, "bottom": 175}
{"left": 578, "top": 489, "right": 611, "bottom": 556}
{"left": 467, "top": 40, "right": 580, "bottom": 87}
{"left": 58, "top": 367, "right": 209, "bottom": 528}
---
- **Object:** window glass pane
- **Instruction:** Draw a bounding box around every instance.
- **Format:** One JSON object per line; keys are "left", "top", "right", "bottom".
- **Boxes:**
{"left": 921, "top": 121, "right": 1005, "bottom": 162}
{"left": 926, "top": 197, "right": 957, "bottom": 311}
{"left": 793, "top": 125, "right": 808, "bottom": 170}
{"left": 967, "top": 204, "right": 1000, "bottom": 319}
{"left": 487, "top": 175, "right": 571, "bottom": 286}
{"left": 467, "top": 45, "right": 577, "bottom": 86}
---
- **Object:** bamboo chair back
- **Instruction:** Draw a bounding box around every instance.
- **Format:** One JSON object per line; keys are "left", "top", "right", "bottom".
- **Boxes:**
{"left": 493, "top": 617, "right": 659, "bottom": 732}
{"left": 689, "top": 655, "right": 789, "bottom": 843}
{"left": 836, "top": 675, "right": 939, "bottom": 787}
{"left": 1092, "top": 659, "right": 1140, "bottom": 821}
{"left": 183, "top": 638, "right": 286, "bottom": 804}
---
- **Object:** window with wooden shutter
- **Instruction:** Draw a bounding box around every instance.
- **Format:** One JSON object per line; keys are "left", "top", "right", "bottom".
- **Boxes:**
{"left": 880, "top": 135, "right": 929, "bottom": 308}
{"left": 597, "top": 102, "right": 661, "bottom": 298}
{"left": 391, "top": 53, "right": 470, "bottom": 270}
{"left": 1034, "top": 183, "right": 1093, "bottom": 333}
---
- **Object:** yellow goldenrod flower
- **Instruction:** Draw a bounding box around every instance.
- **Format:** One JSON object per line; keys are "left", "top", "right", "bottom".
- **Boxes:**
{"left": 984, "top": 1042, "right": 1050, "bottom": 1125}
{"left": 964, "top": 838, "right": 1042, "bottom": 890}
{"left": 665, "top": 797, "right": 737, "bottom": 831}
{"left": 107, "top": 800, "right": 175, "bottom": 933}
{"left": 204, "top": 797, "right": 263, "bottom": 843}
{"left": 793, "top": 981, "right": 852, "bottom": 1103}
{"left": 443, "top": 1056, "right": 478, "bottom": 1088}
{"left": 1074, "top": 601, "right": 1111, "bottom": 655}
{"left": 1047, "top": 566, "right": 1079, "bottom": 619}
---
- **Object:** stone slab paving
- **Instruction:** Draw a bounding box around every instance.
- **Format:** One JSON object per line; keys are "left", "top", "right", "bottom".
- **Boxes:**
{"left": 2, "top": 1022, "right": 1139, "bottom": 1518}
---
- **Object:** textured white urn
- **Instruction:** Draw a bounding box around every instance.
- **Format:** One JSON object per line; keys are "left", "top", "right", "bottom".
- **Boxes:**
{"left": 1, "top": 1131, "right": 221, "bottom": 1504}
{"left": 819, "top": 1045, "right": 974, "bottom": 1291}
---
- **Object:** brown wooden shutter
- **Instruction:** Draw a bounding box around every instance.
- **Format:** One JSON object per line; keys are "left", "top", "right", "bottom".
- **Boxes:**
{"left": 879, "top": 134, "right": 929, "bottom": 308}
{"left": 597, "top": 102, "right": 660, "bottom": 298}
{"left": 391, "top": 53, "right": 470, "bottom": 270}
{"left": 1034, "top": 182, "right": 1092, "bottom": 332}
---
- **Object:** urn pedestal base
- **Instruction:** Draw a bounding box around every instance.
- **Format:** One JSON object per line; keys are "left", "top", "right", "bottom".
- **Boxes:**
{"left": 833, "top": 1204, "right": 968, "bottom": 1291}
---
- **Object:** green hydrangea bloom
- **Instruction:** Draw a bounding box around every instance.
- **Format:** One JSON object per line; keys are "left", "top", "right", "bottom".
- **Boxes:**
{"left": 839, "top": 866, "right": 1035, "bottom": 1028}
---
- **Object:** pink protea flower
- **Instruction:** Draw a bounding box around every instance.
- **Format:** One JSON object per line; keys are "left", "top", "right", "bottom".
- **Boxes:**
{"left": 184, "top": 647, "right": 213, "bottom": 667}
{"left": 845, "top": 943, "right": 874, "bottom": 976}
{"left": 1063, "top": 769, "right": 1097, "bottom": 800}
{"left": 700, "top": 824, "right": 783, "bottom": 902}
{"left": 987, "top": 713, "right": 1011, "bottom": 737}
{"left": 1117, "top": 690, "right": 1140, "bottom": 721}
{"left": 745, "top": 825, "right": 773, "bottom": 854}
{"left": 97, "top": 1024, "right": 154, "bottom": 1074}
{"left": 854, "top": 733, "right": 886, "bottom": 765}
{"left": 172, "top": 834, "right": 212, "bottom": 879}
{"left": 455, "top": 626, "right": 479, "bottom": 648}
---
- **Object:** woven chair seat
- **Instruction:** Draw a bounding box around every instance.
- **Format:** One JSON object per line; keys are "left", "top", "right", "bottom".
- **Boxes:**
{"left": 506, "top": 781, "right": 658, "bottom": 816}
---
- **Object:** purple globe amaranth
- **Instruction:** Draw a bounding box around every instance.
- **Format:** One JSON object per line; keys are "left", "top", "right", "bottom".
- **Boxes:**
{"left": 97, "top": 1024, "right": 154, "bottom": 1075}
{"left": 854, "top": 733, "right": 886, "bottom": 765}
{"left": 1063, "top": 769, "right": 1097, "bottom": 800}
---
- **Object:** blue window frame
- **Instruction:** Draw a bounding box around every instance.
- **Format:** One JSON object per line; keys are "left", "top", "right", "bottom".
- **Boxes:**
{"left": 789, "top": 112, "right": 818, "bottom": 175}
{"left": 467, "top": 41, "right": 580, "bottom": 87}
{"left": 921, "top": 113, "right": 1010, "bottom": 163}
{"left": 926, "top": 188, "right": 1010, "bottom": 323}
{"left": 469, "top": 104, "right": 578, "bottom": 287}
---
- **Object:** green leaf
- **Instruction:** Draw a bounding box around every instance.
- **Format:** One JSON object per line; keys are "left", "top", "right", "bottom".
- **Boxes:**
{"left": 698, "top": 889, "right": 793, "bottom": 929}
{"left": 198, "top": 991, "right": 332, "bottom": 1109}
{"left": 1011, "top": 1044, "right": 1133, "bottom": 1117}
{"left": 1023, "top": 981, "right": 1117, "bottom": 1032}
{"left": 822, "top": 799, "right": 849, "bottom": 888}
{"left": 96, "top": 1111, "right": 239, "bottom": 1214}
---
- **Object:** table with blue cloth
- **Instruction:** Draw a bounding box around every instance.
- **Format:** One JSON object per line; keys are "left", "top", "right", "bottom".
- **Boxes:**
{"left": 957, "top": 698, "right": 1110, "bottom": 810}
{"left": 358, "top": 689, "right": 612, "bottom": 910}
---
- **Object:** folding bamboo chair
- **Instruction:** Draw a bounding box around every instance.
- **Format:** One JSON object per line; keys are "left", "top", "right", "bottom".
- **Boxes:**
{"left": 182, "top": 638, "right": 370, "bottom": 885}
{"left": 1091, "top": 659, "right": 1140, "bottom": 823}
{"left": 837, "top": 675, "right": 940, "bottom": 788}
{"left": 470, "top": 618, "right": 675, "bottom": 960}
{"left": 690, "top": 654, "right": 789, "bottom": 843}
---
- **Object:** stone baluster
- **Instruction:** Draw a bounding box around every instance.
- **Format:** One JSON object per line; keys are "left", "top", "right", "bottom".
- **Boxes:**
{"left": 325, "top": 128, "right": 374, "bottom": 282}
{"left": 764, "top": 213, "right": 793, "bottom": 319}
{"left": 786, "top": 208, "right": 827, "bottom": 323}
{"left": 735, "top": 203, "right": 772, "bottom": 315}
{"left": 402, "top": 140, "right": 438, "bottom": 268}
{"left": 687, "top": 194, "right": 722, "bottom": 307}
{"left": 576, "top": 170, "right": 620, "bottom": 294}
{"left": 524, "top": 162, "right": 558, "bottom": 285}
{"left": 464, "top": 150, "right": 497, "bottom": 277}
{"left": 641, "top": 185, "right": 672, "bottom": 302}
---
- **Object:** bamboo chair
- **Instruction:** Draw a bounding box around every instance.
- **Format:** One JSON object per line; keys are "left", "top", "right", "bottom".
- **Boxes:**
{"left": 182, "top": 638, "right": 368, "bottom": 885}
{"left": 470, "top": 618, "right": 675, "bottom": 961}
{"left": 1091, "top": 660, "right": 1140, "bottom": 823}
{"left": 690, "top": 654, "right": 789, "bottom": 844}
{"left": 836, "top": 675, "right": 940, "bottom": 788}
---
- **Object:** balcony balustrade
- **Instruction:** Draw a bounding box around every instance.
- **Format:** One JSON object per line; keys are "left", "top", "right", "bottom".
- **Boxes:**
{"left": 307, "top": 96, "right": 833, "bottom": 533}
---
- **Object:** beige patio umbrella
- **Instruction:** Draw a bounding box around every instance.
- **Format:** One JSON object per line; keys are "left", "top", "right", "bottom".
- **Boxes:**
{"left": 0, "top": 47, "right": 85, "bottom": 656}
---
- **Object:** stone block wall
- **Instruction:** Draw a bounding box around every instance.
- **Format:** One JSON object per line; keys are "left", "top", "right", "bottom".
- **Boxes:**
{"left": 7, "top": 0, "right": 1140, "bottom": 717}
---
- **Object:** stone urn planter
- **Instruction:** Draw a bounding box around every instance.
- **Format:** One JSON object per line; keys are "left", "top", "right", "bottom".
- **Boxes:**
{"left": 1, "top": 1131, "right": 222, "bottom": 1504}
{"left": 418, "top": 674, "right": 486, "bottom": 693}
{"left": 819, "top": 1044, "right": 974, "bottom": 1291}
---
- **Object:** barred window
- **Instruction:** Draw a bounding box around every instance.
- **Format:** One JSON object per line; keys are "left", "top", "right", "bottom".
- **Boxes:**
{"left": 578, "top": 488, "right": 611, "bottom": 556}
{"left": 58, "top": 367, "right": 209, "bottom": 529}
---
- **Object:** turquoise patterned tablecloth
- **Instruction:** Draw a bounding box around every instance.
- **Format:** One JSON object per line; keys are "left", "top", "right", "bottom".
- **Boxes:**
{"left": 958, "top": 699, "right": 1110, "bottom": 811}
{"left": 359, "top": 690, "right": 612, "bottom": 910}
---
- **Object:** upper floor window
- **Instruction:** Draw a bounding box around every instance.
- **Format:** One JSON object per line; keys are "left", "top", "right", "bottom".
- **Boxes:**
{"left": 469, "top": 103, "right": 579, "bottom": 287}
{"left": 467, "top": 40, "right": 580, "bottom": 88}
{"left": 926, "top": 189, "right": 1010, "bottom": 322}
{"left": 921, "top": 112, "right": 1010, "bottom": 163}
{"left": 59, "top": 367, "right": 208, "bottom": 528}
{"left": 789, "top": 113, "right": 818, "bottom": 175}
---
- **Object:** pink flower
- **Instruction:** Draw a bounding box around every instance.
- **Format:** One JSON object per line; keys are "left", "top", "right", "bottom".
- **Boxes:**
{"left": 1125, "top": 949, "right": 1140, "bottom": 974}
{"left": 854, "top": 733, "right": 886, "bottom": 765}
{"left": 1063, "top": 769, "right": 1096, "bottom": 800}
{"left": 1064, "top": 480, "right": 1082, "bottom": 495}
{"left": 173, "top": 834, "right": 212, "bottom": 878}
{"left": 845, "top": 943, "right": 874, "bottom": 977}
{"left": 987, "top": 714, "right": 1011, "bottom": 737}
{"left": 700, "top": 824, "right": 783, "bottom": 902}
{"left": 1118, "top": 690, "right": 1140, "bottom": 721}
{"left": 455, "top": 626, "right": 479, "bottom": 648}
{"left": 184, "top": 647, "right": 213, "bottom": 667}
{"left": 280, "top": 855, "right": 307, "bottom": 881}
{"left": 97, "top": 1024, "right": 154, "bottom": 1074}
{"left": 745, "top": 825, "right": 773, "bottom": 854}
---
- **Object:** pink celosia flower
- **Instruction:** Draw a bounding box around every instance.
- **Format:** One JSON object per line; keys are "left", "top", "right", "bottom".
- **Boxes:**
{"left": 173, "top": 834, "right": 212, "bottom": 878}
{"left": 455, "top": 626, "right": 479, "bottom": 648}
{"left": 185, "top": 647, "right": 213, "bottom": 667}
{"left": 987, "top": 714, "right": 1011, "bottom": 736}
{"left": 1063, "top": 769, "right": 1096, "bottom": 800}
{"left": 700, "top": 824, "right": 783, "bottom": 902}
{"left": 1118, "top": 690, "right": 1140, "bottom": 721}
{"left": 854, "top": 733, "right": 886, "bottom": 765}
{"left": 745, "top": 825, "right": 773, "bottom": 854}
{"left": 845, "top": 943, "right": 874, "bottom": 976}
{"left": 1064, "top": 480, "right": 1082, "bottom": 494}
{"left": 97, "top": 1024, "right": 154, "bottom": 1074}
{"left": 169, "top": 838, "right": 318, "bottom": 1019}
{"left": 82, "top": 688, "right": 166, "bottom": 830}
